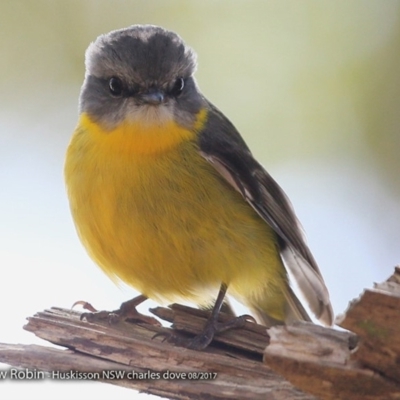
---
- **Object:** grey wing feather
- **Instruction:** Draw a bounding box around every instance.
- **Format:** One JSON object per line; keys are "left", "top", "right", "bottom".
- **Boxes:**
{"left": 198, "top": 102, "right": 334, "bottom": 326}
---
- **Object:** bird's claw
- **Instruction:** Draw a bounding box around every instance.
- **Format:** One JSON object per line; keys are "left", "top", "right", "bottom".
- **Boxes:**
{"left": 72, "top": 298, "right": 161, "bottom": 326}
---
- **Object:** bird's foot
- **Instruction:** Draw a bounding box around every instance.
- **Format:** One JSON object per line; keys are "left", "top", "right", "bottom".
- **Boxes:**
{"left": 72, "top": 296, "right": 161, "bottom": 326}
{"left": 153, "top": 314, "right": 255, "bottom": 350}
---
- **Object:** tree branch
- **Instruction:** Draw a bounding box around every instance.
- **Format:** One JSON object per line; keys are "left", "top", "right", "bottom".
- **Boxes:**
{"left": 0, "top": 267, "right": 399, "bottom": 399}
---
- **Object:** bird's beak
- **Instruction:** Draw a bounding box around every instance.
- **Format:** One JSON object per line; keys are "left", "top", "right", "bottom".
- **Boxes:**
{"left": 141, "top": 89, "right": 164, "bottom": 105}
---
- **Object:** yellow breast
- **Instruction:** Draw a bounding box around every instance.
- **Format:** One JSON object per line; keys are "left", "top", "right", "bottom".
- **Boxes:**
{"left": 65, "top": 112, "right": 283, "bottom": 306}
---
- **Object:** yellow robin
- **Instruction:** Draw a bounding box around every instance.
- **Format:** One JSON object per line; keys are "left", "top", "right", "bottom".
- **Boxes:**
{"left": 65, "top": 25, "right": 333, "bottom": 349}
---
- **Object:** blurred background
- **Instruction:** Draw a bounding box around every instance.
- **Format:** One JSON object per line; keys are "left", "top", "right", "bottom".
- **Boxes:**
{"left": 1, "top": 1, "right": 399, "bottom": 399}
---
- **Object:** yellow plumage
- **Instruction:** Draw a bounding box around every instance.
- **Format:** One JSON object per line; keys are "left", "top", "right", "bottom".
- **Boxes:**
{"left": 65, "top": 112, "right": 288, "bottom": 321}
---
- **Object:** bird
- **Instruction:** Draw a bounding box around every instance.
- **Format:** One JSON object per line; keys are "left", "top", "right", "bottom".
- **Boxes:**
{"left": 65, "top": 24, "right": 334, "bottom": 350}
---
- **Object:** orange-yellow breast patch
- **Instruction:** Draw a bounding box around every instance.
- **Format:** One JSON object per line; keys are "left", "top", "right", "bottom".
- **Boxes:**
{"left": 79, "top": 108, "right": 208, "bottom": 156}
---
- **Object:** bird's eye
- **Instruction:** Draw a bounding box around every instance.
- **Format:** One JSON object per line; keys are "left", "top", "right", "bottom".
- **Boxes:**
{"left": 109, "top": 77, "right": 123, "bottom": 96}
{"left": 170, "top": 77, "right": 185, "bottom": 97}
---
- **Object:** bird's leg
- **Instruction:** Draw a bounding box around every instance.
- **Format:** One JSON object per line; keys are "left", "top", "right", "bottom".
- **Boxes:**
{"left": 170, "top": 283, "right": 255, "bottom": 350}
{"left": 73, "top": 294, "right": 161, "bottom": 326}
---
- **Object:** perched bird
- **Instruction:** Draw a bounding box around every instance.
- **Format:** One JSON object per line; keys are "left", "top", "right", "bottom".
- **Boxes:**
{"left": 65, "top": 25, "right": 333, "bottom": 349}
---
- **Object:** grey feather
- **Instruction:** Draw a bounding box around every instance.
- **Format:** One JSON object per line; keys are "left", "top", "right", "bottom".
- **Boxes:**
{"left": 199, "top": 102, "right": 334, "bottom": 326}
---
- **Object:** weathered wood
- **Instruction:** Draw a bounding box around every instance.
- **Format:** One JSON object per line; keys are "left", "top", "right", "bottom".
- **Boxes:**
{"left": 1, "top": 267, "right": 399, "bottom": 400}
{"left": 338, "top": 266, "right": 400, "bottom": 382}
{"left": 263, "top": 267, "right": 400, "bottom": 400}
{"left": 263, "top": 323, "right": 398, "bottom": 400}
{"left": 0, "top": 307, "right": 314, "bottom": 400}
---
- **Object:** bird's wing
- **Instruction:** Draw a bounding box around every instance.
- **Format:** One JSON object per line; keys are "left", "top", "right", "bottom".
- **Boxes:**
{"left": 198, "top": 102, "right": 333, "bottom": 326}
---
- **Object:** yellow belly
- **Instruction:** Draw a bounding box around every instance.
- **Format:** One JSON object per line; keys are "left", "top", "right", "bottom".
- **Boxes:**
{"left": 65, "top": 117, "right": 286, "bottom": 309}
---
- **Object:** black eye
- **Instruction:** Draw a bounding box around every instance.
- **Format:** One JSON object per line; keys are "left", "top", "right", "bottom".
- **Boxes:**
{"left": 170, "top": 77, "right": 185, "bottom": 97}
{"left": 109, "top": 77, "right": 123, "bottom": 96}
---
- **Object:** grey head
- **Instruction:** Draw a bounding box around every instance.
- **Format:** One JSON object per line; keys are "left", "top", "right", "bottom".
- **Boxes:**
{"left": 80, "top": 25, "right": 205, "bottom": 130}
